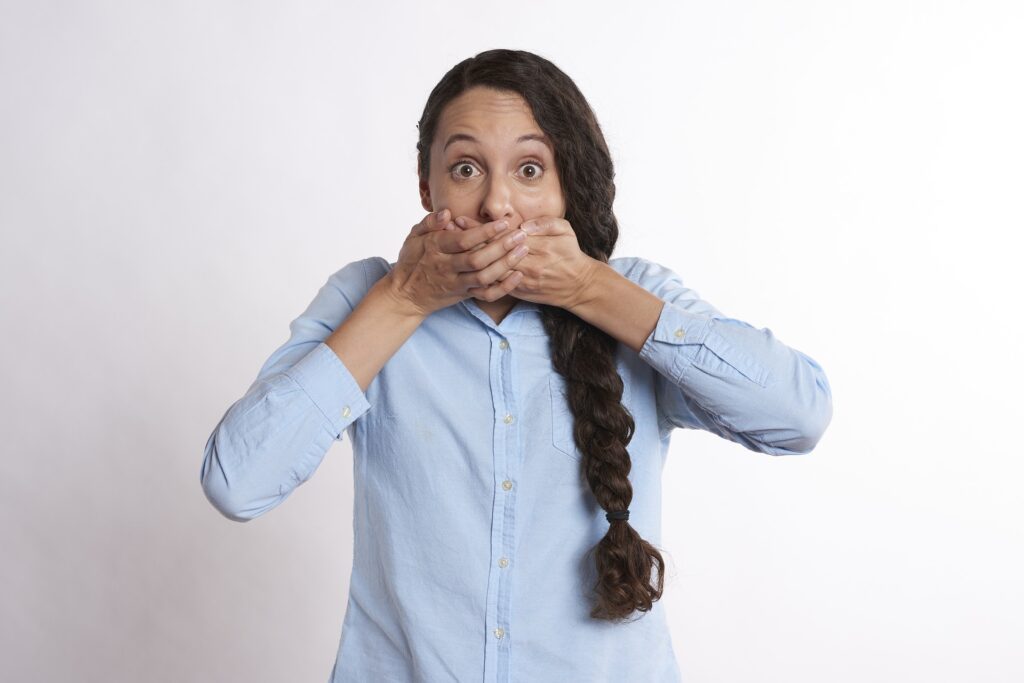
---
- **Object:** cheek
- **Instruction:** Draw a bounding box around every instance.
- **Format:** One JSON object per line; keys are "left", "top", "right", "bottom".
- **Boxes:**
{"left": 523, "top": 194, "right": 564, "bottom": 220}
{"left": 538, "top": 179, "right": 566, "bottom": 215}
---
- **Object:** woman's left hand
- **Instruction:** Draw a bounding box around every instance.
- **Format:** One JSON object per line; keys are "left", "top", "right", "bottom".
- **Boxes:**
{"left": 454, "top": 215, "right": 599, "bottom": 309}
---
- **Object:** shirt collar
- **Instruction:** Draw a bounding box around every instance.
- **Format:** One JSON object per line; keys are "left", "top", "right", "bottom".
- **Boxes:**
{"left": 459, "top": 297, "right": 545, "bottom": 336}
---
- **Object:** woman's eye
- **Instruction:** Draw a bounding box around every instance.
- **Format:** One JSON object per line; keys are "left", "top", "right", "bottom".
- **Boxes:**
{"left": 520, "top": 162, "right": 544, "bottom": 180}
{"left": 450, "top": 161, "right": 479, "bottom": 179}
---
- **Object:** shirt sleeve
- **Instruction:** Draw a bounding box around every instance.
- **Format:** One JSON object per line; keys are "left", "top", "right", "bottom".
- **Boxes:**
{"left": 199, "top": 257, "right": 379, "bottom": 522}
{"left": 627, "top": 257, "right": 833, "bottom": 456}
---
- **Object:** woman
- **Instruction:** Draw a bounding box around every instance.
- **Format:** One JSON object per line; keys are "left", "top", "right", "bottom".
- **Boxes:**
{"left": 201, "top": 49, "right": 833, "bottom": 683}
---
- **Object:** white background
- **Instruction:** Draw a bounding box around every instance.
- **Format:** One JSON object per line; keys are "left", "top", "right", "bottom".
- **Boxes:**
{"left": 2, "top": 1, "right": 1022, "bottom": 681}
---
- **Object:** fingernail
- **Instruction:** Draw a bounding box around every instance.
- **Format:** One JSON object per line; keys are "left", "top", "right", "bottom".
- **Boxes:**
{"left": 455, "top": 216, "right": 467, "bottom": 228}
{"left": 521, "top": 220, "right": 538, "bottom": 234}
{"left": 496, "top": 220, "right": 509, "bottom": 231}
{"left": 512, "top": 244, "right": 528, "bottom": 258}
{"left": 438, "top": 209, "right": 448, "bottom": 222}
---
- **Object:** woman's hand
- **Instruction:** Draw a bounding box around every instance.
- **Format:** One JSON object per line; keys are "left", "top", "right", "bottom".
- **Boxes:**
{"left": 385, "top": 209, "right": 531, "bottom": 317}
{"left": 454, "top": 215, "right": 600, "bottom": 309}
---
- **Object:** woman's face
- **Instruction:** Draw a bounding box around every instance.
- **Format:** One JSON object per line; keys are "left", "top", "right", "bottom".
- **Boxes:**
{"left": 420, "top": 86, "right": 566, "bottom": 275}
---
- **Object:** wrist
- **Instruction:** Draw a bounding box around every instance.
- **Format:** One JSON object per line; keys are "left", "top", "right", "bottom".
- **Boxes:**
{"left": 373, "top": 272, "right": 430, "bottom": 321}
{"left": 565, "top": 258, "right": 611, "bottom": 313}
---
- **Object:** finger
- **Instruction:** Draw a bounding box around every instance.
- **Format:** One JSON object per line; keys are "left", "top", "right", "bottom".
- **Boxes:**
{"left": 410, "top": 209, "right": 450, "bottom": 237}
{"left": 454, "top": 216, "right": 484, "bottom": 247}
{"left": 454, "top": 216, "right": 526, "bottom": 254}
{"left": 519, "top": 217, "right": 540, "bottom": 235}
{"left": 455, "top": 216, "right": 495, "bottom": 251}
{"left": 457, "top": 242, "right": 529, "bottom": 291}
{"left": 520, "top": 216, "right": 563, "bottom": 236}
{"left": 435, "top": 217, "right": 511, "bottom": 256}
{"left": 451, "top": 225, "right": 530, "bottom": 273}
{"left": 454, "top": 215, "right": 481, "bottom": 230}
{"left": 466, "top": 269, "right": 525, "bottom": 301}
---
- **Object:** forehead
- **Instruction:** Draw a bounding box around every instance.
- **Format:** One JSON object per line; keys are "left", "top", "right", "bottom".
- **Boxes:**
{"left": 436, "top": 87, "right": 545, "bottom": 146}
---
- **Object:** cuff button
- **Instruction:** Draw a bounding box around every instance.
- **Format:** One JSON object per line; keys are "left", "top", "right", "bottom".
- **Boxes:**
{"left": 342, "top": 405, "right": 351, "bottom": 418}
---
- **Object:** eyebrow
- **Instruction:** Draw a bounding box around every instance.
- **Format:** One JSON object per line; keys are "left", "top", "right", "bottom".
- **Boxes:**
{"left": 442, "top": 132, "right": 551, "bottom": 153}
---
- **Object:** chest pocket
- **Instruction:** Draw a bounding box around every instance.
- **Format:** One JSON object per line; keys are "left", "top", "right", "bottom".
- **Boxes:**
{"left": 549, "top": 371, "right": 632, "bottom": 462}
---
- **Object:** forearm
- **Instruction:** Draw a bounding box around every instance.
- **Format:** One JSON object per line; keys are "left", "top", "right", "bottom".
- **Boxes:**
{"left": 568, "top": 257, "right": 833, "bottom": 453}
{"left": 567, "top": 260, "right": 665, "bottom": 353}
{"left": 324, "top": 274, "right": 427, "bottom": 392}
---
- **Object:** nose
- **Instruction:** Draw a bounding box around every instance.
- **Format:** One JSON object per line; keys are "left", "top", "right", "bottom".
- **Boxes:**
{"left": 478, "top": 174, "right": 516, "bottom": 225}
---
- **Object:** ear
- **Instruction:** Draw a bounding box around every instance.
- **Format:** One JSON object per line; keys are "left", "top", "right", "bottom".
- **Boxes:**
{"left": 419, "top": 176, "right": 432, "bottom": 212}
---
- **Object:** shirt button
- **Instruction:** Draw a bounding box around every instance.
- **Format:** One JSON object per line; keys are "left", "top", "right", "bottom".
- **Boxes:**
{"left": 341, "top": 405, "right": 351, "bottom": 417}
{"left": 503, "top": 413, "right": 514, "bottom": 424}
{"left": 674, "top": 327, "right": 685, "bottom": 339}
{"left": 502, "top": 479, "right": 513, "bottom": 491}
{"left": 493, "top": 627, "right": 505, "bottom": 639}
{"left": 499, "top": 339, "right": 509, "bottom": 350}
{"left": 498, "top": 557, "right": 509, "bottom": 568}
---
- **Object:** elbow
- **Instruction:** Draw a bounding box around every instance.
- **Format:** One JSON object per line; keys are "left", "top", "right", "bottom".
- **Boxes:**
{"left": 806, "top": 388, "right": 834, "bottom": 451}
{"left": 201, "top": 481, "right": 258, "bottom": 523}
{"left": 778, "top": 408, "right": 831, "bottom": 455}
{"left": 199, "top": 434, "right": 263, "bottom": 523}
{"left": 760, "top": 369, "right": 834, "bottom": 456}
{"left": 776, "top": 375, "right": 834, "bottom": 455}
{"left": 803, "top": 361, "right": 834, "bottom": 451}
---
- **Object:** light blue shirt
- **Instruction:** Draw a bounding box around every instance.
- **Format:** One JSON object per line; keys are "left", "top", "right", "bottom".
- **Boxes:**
{"left": 200, "top": 255, "right": 833, "bottom": 682}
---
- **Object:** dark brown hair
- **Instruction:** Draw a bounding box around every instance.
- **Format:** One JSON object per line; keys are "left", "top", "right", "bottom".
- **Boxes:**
{"left": 415, "top": 49, "right": 665, "bottom": 622}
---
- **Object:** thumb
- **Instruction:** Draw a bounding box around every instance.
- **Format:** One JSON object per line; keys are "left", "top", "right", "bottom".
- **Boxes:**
{"left": 454, "top": 215, "right": 483, "bottom": 230}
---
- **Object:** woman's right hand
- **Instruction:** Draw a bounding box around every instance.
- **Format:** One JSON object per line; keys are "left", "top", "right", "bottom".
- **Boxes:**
{"left": 386, "top": 209, "right": 530, "bottom": 317}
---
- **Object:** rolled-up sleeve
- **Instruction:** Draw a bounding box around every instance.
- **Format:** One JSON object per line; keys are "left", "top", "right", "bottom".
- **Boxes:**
{"left": 629, "top": 257, "right": 833, "bottom": 456}
{"left": 200, "top": 258, "right": 376, "bottom": 522}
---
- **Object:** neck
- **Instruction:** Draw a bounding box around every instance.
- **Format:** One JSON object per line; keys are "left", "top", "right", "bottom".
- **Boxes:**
{"left": 473, "top": 294, "right": 517, "bottom": 325}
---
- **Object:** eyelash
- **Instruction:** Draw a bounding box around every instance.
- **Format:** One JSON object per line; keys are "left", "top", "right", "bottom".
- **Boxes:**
{"left": 448, "top": 159, "right": 545, "bottom": 181}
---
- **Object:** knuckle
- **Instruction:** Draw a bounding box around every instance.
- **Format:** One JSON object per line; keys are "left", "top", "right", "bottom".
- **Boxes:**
{"left": 467, "top": 251, "right": 488, "bottom": 270}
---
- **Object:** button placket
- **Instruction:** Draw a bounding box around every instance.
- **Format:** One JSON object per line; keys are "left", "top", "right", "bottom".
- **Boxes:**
{"left": 487, "top": 331, "right": 517, "bottom": 667}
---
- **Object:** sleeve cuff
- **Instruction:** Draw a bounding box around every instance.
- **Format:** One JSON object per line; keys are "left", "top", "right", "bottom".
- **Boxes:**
{"left": 283, "top": 341, "right": 372, "bottom": 439}
{"left": 639, "top": 300, "right": 714, "bottom": 383}
{"left": 640, "top": 300, "right": 773, "bottom": 388}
